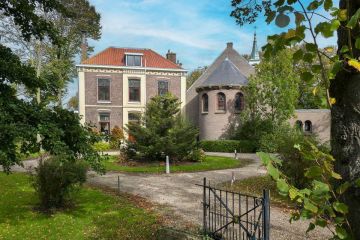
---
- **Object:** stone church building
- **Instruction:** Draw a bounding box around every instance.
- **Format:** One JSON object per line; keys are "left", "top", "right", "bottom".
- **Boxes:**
{"left": 186, "top": 35, "right": 331, "bottom": 142}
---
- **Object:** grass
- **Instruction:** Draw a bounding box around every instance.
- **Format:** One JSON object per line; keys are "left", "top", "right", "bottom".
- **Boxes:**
{"left": 104, "top": 155, "right": 252, "bottom": 174}
{"left": 219, "top": 175, "right": 292, "bottom": 207}
{"left": 0, "top": 173, "right": 160, "bottom": 240}
{"left": 19, "top": 151, "right": 45, "bottom": 161}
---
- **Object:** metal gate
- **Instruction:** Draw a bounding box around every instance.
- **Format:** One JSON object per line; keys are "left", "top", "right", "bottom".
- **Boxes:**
{"left": 198, "top": 178, "right": 270, "bottom": 240}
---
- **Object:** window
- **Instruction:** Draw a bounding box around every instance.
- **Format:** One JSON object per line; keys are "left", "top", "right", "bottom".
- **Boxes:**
{"left": 129, "top": 79, "right": 141, "bottom": 102}
{"left": 158, "top": 80, "right": 169, "bottom": 96}
{"left": 217, "top": 92, "right": 226, "bottom": 111}
{"left": 305, "top": 120, "right": 312, "bottom": 132}
{"left": 126, "top": 55, "right": 142, "bottom": 67}
{"left": 234, "top": 92, "right": 244, "bottom": 112}
{"left": 98, "top": 78, "right": 110, "bottom": 101}
{"left": 99, "top": 113, "right": 110, "bottom": 135}
{"left": 295, "top": 120, "right": 303, "bottom": 131}
{"left": 202, "top": 93, "right": 208, "bottom": 112}
{"left": 128, "top": 112, "right": 141, "bottom": 124}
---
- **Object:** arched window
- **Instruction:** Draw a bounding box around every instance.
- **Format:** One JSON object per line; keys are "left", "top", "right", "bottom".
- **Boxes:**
{"left": 234, "top": 92, "right": 244, "bottom": 111}
{"left": 304, "top": 120, "right": 312, "bottom": 132}
{"left": 295, "top": 120, "right": 303, "bottom": 131}
{"left": 217, "top": 92, "right": 226, "bottom": 111}
{"left": 202, "top": 93, "right": 209, "bottom": 113}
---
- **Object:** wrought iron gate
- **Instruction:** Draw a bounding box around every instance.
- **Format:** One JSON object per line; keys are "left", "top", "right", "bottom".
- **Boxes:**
{"left": 199, "top": 178, "right": 270, "bottom": 240}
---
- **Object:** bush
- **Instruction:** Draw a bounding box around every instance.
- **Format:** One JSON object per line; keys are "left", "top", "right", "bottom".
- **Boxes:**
{"left": 33, "top": 156, "right": 87, "bottom": 209}
{"left": 93, "top": 141, "right": 111, "bottom": 152}
{"left": 110, "top": 126, "right": 124, "bottom": 149}
{"left": 199, "top": 140, "right": 257, "bottom": 153}
{"left": 185, "top": 148, "right": 206, "bottom": 162}
{"left": 260, "top": 125, "right": 327, "bottom": 188}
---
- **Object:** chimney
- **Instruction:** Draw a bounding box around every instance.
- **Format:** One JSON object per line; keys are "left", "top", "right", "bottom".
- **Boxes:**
{"left": 80, "top": 31, "right": 88, "bottom": 63}
{"left": 166, "top": 50, "right": 177, "bottom": 64}
{"left": 226, "top": 42, "right": 233, "bottom": 49}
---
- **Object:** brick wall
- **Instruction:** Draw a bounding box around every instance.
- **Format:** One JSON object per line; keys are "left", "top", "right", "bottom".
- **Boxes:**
{"left": 146, "top": 75, "right": 182, "bottom": 102}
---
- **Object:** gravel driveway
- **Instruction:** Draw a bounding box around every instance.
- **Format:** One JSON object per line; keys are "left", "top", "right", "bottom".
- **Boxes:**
{"left": 3, "top": 153, "right": 331, "bottom": 239}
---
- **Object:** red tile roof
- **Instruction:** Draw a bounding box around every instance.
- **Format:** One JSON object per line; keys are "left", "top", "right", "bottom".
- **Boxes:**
{"left": 82, "top": 47, "right": 182, "bottom": 70}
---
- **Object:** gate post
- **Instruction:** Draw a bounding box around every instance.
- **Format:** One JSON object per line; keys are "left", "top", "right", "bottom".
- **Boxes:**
{"left": 263, "top": 189, "right": 270, "bottom": 240}
{"left": 203, "top": 177, "right": 207, "bottom": 235}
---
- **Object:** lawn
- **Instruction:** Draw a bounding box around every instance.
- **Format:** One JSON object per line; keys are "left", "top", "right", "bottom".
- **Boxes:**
{"left": 104, "top": 155, "right": 252, "bottom": 173}
{"left": 0, "top": 173, "right": 160, "bottom": 240}
{"left": 219, "top": 175, "right": 292, "bottom": 208}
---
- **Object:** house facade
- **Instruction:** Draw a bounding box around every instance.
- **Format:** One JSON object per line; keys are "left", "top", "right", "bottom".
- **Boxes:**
{"left": 77, "top": 47, "right": 187, "bottom": 134}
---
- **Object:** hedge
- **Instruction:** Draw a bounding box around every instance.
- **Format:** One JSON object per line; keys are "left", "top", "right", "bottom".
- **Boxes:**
{"left": 199, "top": 140, "right": 256, "bottom": 153}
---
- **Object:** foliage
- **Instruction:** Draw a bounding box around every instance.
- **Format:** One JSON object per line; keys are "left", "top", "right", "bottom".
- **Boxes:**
{"left": 185, "top": 148, "right": 206, "bottom": 162}
{"left": 32, "top": 156, "right": 87, "bottom": 209}
{"left": 67, "top": 94, "right": 79, "bottom": 110}
{"left": 199, "top": 140, "right": 256, "bottom": 153}
{"left": 104, "top": 155, "right": 252, "bottom": 174}
{"left": 110, "top": 125, "right": 125, "bottom": 149}
{"left": 232, "top": 115, "right": 275, "bottom": 151}
{"left": 231, "top": 1, "right": 360, "bottom": 237}
{"left": 0, "top": 0, "right": 101, "bottom": 104}
{"left": 186, "top": 66, "right": 207, "bottom": 89}
{"left": 0, "top": 0, "right": 103, "bottom": 174}
{"left": 93, "top": 141, "right": 111, "bottom": 152}
{"left": 248, "top": 49, "right": 300, "bottom": 124}
{"left": 260, "top": 125, "right": 328, "bottom": 188}
{"left": 124, "top": 93, "right": 199, "bottom": 162}
{"left": 0, "top": 173, "right": 160, "bottom": 240}
{"left": 258, "top": 143, "right": 359, "bottom": 239}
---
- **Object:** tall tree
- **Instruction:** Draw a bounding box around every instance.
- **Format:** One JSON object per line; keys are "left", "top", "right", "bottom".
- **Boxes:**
{"left": 0, "top": 0, "right": 103, "bottom": 173}
{"left": 0, "top": 0, "right": 101, "bottom": 105}
{"left": 231, "top": 0, "right": 360, "bottom": 237}
{"left": 186, "top": 66, "right": 207, "bottom": 89}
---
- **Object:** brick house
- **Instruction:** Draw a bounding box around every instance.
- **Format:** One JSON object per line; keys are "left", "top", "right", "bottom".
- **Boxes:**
{"left": 76, "top": 47, "right": 187, "bottom": 134}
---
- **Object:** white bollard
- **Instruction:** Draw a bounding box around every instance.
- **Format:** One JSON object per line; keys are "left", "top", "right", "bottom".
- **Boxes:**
{"left": 166, "top": 155, "right": 170, "bottom": 174}
{"left": 234, "top": 149, "right": 237, "bottom": 159}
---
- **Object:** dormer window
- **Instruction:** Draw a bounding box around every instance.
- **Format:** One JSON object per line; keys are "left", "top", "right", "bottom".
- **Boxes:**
{"left": 125, "top": 53, "right": 143, "bottom": 67}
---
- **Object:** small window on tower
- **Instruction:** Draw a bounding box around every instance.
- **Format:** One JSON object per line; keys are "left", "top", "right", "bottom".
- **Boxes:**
{"left": 217, "top": 92, "right": 226, "bottom": 111}
{"left": 234, "top": 92, "right": 244, "bottom": 112}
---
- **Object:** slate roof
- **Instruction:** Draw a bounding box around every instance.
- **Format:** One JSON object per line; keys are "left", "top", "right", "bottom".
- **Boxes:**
{"left": 198, "top": 58, "right": 248, "bottom": 88}
{"left": 81, "top": 47, "right": 182, "bottom": 70}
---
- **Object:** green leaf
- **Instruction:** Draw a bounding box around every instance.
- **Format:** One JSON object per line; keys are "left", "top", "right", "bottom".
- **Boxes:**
{"left": 340, "top": 45, "right": 350, "bottom": 53}
{"left": 294, "top": 12, "right": 305, "bottom": 25}
{"left": 289, "top": 187, "right": 300, "bottom": 200}
{"left": 305, "top": 43, "right": 317, "bottom": 52}
{"left": 330, "top": 19, "right": 341, "bottom": 31}
{"left": 333, "top": 202, "right": 349, "bottom": 214}
{"left": 355, "top": 38, "right": 360, "bottom": 50}
{"left": 307, "top": 1, "right": 320, "bottom": 10}
{"left": 312, "top": 180, "right": 330, "bottom": 195}
{"left": 277, "top": 179, "right": 289, "bottom": 194}
{"left": 324, "top": 0, "right": 333, "bottom": 11}
{"left": 266, "top": 11, "right": 277, "bottom": 24}
{"left": 338, "top": 9, "right": 347, "bottom": 21}
{"left": 306, "top": 222, "right": 315, "bottom": 233}
{"left": 335, "top": 226, "right": 348, "bottom": 239}
{"left": 336, "top": 182, "right": 350, "bottom": 194}
{"left": 331, "top": 171, "right": 342, "bottom": 180}
{"left": 315, "top": 218, "right": 327, "bottom": 227}
{"left": 346, "top": 8, "right": 360, "bottom": 29}
{"left": 293, "top": 49, "right": 303, "bottom": 63}
{"left": 267, "top": 163, "right": 280, "bottom": 180}
{"left": 305, "top": 166, "right": 322, "bottom": 178}
{"left": 257, "top": 152, "right": 271, "bottom": 165}
{"left": 301, "top": 72, "right": 314, "bottom": 82}
{"left": 303, "top": 53, "right": 315, "bottom": 63}
{"left": 304, "top": 198, "right": 318, "bottom": 213}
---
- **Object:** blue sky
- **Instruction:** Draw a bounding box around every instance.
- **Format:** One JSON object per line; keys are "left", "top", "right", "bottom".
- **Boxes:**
{"left": 65, "top": 0, "right": 338, "bottom": 101}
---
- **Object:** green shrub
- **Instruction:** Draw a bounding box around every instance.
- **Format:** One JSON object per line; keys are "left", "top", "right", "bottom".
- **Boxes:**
{"left": 185, "top": 148, "right": 206, "bottom": 162}
{"left": 199, "top": 140, "right": 256, "bottom": 153}
{"left": 33, "top": 156, "right": 87, "bottom": 209}
{"left": 110, "top": 126, "right": 124, "bottom": 149}
{"left": 93, "top": 141, "right": 111, "bottom": 152}
{"left": 260, "top": 125, "right": 327, "bottom": 188}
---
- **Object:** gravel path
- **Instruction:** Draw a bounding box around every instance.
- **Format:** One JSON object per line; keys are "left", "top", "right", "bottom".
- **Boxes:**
{"left": 3, "top": 153, "right": 331, "bottom": 239}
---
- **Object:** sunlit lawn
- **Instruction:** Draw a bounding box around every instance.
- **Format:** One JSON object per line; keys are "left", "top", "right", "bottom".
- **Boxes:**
{"left": 0, "top": 173, "right": 159, "bottom": 240}
{"left": 104, "top": 155, "right": 252, "bottom": 173}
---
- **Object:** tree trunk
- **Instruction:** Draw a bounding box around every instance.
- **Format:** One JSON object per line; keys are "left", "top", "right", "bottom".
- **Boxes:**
{"left": 330, "top": 0, "right": 360, "bottom": 238}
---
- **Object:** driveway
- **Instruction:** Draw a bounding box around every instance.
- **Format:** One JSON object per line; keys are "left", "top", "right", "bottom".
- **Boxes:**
{"left": 87, "top": 153, "right": 331, "bottom": 240}
{"left": 3, "top": 153, "right": 331, "bottom": 239}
